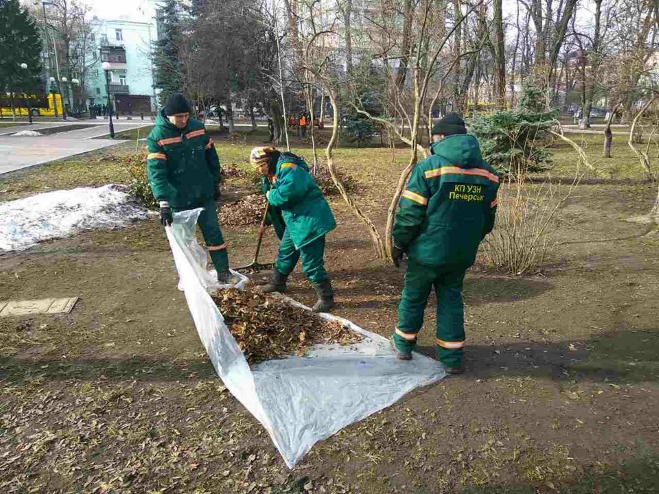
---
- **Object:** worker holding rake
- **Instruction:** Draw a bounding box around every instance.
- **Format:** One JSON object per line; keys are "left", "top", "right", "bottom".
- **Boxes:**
{"left": 250, "top": 146, "right": 336, "bottom": 313}
{"left": 390, "top": 114, "right": 500, "bottom": 374}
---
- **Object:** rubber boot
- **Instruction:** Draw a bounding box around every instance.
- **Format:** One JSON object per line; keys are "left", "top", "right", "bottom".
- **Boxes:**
{"left": 312, "top": 278, "right": 335, "bottom": 313}
{"left": 260, "top": 269, "right": 288, "bottom": 293}
{"left": 217, "top": 270, "right": 241, "bottom": 286}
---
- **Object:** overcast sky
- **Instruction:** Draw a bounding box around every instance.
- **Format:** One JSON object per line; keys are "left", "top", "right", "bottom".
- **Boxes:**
{"left": 83, "top": 0, "right": 160, "bottom": 22}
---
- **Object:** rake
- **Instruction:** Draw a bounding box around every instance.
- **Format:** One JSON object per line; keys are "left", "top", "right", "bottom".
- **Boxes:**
{"left": 233, "top": 200, "right": 275, "bottom": 273}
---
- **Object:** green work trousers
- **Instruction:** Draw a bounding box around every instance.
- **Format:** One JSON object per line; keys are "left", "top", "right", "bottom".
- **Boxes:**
{"left": 174, "top": 200, "right": 229, "bottom": 273}
{"left": 275, "top": 229, "right": 328, "bottom": 284}
{"left": 393, "top": 260, "right": 467, "bottom": 368}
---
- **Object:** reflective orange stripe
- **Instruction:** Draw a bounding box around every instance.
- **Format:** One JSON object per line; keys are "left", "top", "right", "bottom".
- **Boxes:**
{"left": 186, "top": 129, "right": 206, "bottom": 139}
{"left": 401, "top": 190, "right": 428, "bottom": 206}
{"left": 208, "top": 243, "right": 227, "bottom": 251}
{"left": 436, "top": 338, "right": 465, "bottom": 349}
{"left": 490, "top": 198, "right": 498, "bottom": 208}
{"left": 425, "top": 166, "right": 499, "bottom": 183}
{"left": 148, "top": 153, "right": 167, "bottom": 161}
{"left": 280, "top": 162, "right": 297, "bottom": 170}
{"left": 395, "top": 328, "right": 418, "bottom": 341}
{"left": 205, "top": 139, "right": 214, "bottom": 150}
{"left": 157, "top": 136, "right": 182, "bottom": 146}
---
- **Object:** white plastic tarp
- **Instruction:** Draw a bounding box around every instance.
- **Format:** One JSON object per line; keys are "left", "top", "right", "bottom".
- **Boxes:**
{"left": 167, "top": 209, "right": 445, "bottom": 468}
{"left": 0, "top": 185, "right": 148, "bottom": 252}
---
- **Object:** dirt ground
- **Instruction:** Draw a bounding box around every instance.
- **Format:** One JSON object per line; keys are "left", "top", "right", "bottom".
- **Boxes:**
{"left": 1, "top": 131, "right": 659, "bottom": 493}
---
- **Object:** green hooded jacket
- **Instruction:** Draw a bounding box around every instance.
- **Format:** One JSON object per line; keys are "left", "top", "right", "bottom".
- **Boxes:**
{"left": 393, "top": 134, "right": 500, "bottom": 267}
{"left": 264, "top": 152, "right": 336, "bottom": 249}
{"left": 146, "top": 109, "right": 220, "bottom": 208}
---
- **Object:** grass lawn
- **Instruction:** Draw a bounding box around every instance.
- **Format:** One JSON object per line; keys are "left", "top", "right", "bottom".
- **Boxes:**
{"left": 1, "top": 129, "right": 658, "bottom": 492}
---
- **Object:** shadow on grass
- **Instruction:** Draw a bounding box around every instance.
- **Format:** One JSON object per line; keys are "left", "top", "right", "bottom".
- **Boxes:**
{"left": 416, "top": 328, "right": 659, "bottom": 383}
{"left": 1, "top": 329, "right": 657, "bottom": 386}
{"left": 461, "top": 454, "right": 659, "bottom": 494}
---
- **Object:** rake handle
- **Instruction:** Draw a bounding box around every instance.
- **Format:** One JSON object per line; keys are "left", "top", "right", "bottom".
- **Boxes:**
{"left": 252, "top": 199, "right": 270, "bottom": 263}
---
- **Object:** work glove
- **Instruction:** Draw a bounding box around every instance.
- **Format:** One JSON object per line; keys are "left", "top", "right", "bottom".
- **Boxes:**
{"left": 214, "top": 183, "right": 222, "bottom": 201}
{"left": 392, "top": 245, "right": 405, "bottom": 268}
{"left": 159, "top": 203, "right": 173, "bottom": 226}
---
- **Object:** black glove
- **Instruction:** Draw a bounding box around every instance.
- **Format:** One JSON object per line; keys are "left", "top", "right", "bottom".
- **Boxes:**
{"left": 214, "top": 183, "right": 222, "bottom": 201}
{"left": 160, "top": 205, "right": 173, "bottom": 226}
{"left": 392, "top": 245, "right": 405, "bottom": 268}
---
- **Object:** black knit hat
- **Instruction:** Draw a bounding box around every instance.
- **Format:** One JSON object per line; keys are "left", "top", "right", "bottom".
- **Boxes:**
{"left": 164, "top": 93, "right": 192, "bottom": 116}
{"left": 431, "top": 113, "right": 467, "bottom": 136}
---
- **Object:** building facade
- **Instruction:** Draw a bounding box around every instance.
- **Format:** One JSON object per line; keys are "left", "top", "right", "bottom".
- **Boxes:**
{"left": 86, "top": 17, "right": 158, "bottom": 114}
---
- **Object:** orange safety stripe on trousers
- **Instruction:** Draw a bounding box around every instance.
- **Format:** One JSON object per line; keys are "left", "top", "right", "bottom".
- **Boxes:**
{"left": 157, "top": 136, "right": 182, "bottom": 146}
{"left": 395, "top": 328, "right": 418, "bottom": 341}
{"left": 401, "top": 189, "right": 428, "bottom": 206}
{"left": 205, "top": 138, "right": 214, "bottom": 150}
{"left": 436, "top": 338, "right": 465, "bottom": 349}
{"left": 186, "top": 129, "right": 206, "bottom": 139}
{"left": 424, "top": 166, "right": 500, "bottom": 183}
{"left": 147, "top": 153, "right": 167, "bottom": 161}
{"left": 207, "top": 243, "right": 227, "bottom": 251}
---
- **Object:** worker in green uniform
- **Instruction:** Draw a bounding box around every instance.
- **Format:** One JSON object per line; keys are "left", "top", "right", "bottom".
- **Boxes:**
{"left": 250, "top": 146, "right": 336, "bottom": 312}
{"left": 390, "top": 114, "right": 500, "bottom": 374}
{"left": 147, "top": 93, "right": 239, "bottom": 285}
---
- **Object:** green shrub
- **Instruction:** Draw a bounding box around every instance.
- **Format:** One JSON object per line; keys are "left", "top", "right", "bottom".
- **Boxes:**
{"left": 469, "top": 87, "right": 557, "bottom": 176}
{"left": 123, "top": 153, "right": 159, "bottom": 210}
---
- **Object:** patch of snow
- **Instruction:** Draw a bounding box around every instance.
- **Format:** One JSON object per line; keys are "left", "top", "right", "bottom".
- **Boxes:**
{"left": 0, "top": 184, "right": 148, "bottom": 252}
{"left": 12, "top": 130, "right": 42, "bottom": 137}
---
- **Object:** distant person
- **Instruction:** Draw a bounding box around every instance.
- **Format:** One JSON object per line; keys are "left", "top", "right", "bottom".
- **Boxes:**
{"left": 299, "top": 113, "right": 307, "bottom": 138}
{"left": 390, "top": 114, "right": 500, "bottom": 374}
{"left": 250, "top": 146, "right": 336, "bottom": 312}
{"left": 147, "top": 93, "right": 239, "bottom": 285}
{"left": 267, "top": 117, "right": 274, "bottom": 142}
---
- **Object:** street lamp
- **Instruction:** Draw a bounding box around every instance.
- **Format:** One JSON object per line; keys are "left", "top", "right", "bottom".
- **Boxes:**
{"left": 101, "top": 62, "right": 115, "bottom": 138}
{"left": 20, "top": 63, "right": 33, "bottom": 125}
{"left": 49, "top": 76, "right": 58, "bottom": 118}
{"left": 61, "top": 76, "right": 68, "bottom": 120}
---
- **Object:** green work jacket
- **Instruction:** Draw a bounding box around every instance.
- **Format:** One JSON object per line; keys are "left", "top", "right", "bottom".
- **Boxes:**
{"left": 393, "top": 134, "right": 500, "bottom": 267}
{"left": 264, "top": 152, "right": 336, "bottom": 249}
{"left": 146, "top": 109, "right": 220, "bottom": 208}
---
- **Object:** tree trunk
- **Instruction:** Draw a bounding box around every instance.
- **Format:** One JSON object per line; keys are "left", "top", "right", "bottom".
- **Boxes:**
{"left": 250, "top": 106, "right": 257, "bottom": 131}
{"left": 343, "top": 0, "right": 353, "bottom": 77}
{"left": 325, "top": 90, "right": 387, "bottom": 259}
{"left": 227, "top": 98, "right": 235, "bottom": 134}
{"left": 396, "top": 0, "right": 414, "bottom": 90}
{"left": 493, "top": 0, "right": 506, "bottom": 109}
{"left": 604, "top": 126, "right": 613, "bottom": 158}
{"left": 628, "top": 95, "right": 656, "bottom": 180}
{"left": 319, "top": 91, "right": 325, "bottom": 128}
{"left": 452, "top": 0, "right": 462, "bottom": 103}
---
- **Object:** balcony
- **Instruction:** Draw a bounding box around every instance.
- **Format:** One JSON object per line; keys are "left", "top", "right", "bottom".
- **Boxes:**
{"left": 109, "top": 84, "right": 129, "bottom": 94}
{"left": 100, "top": 46, "right": 127, "bottom": 70}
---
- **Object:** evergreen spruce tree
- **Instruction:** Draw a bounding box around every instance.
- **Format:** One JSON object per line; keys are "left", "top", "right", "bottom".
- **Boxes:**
{"left": 153, "top": 0, "right": 184, "bottom": 105}
{"left": 0, "top": 0, "right": 43, "bottom": 97}
{"left": 469, "top": 87, "right": 557, "bottom": 176}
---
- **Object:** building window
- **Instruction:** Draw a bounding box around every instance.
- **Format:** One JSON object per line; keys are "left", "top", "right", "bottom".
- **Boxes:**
{"left": 96, "top": 88, "right": 101, "bottom": 95}
{"left": 101, "top": 34, "right": 108, "bottom": 45}
{"left": 115, "top": 29, "right": 123, "bottom": 41}
{"left": 119, "top": 76, "right": 126, "bottom": 86}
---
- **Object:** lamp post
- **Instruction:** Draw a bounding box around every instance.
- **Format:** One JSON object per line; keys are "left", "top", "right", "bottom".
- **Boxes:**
{"left": 20, "top": 63, "right": 33, "bottom": 125}
{"left": 102, "top": 62, "right": 115, "bottom": 138}
{"left": 71, "top": 78, "right": 79, "bottom": 115}
{"left": 49, "top": 76, "right": 58, "bottom": 118}
{"left": 61, "top": 76, "right": 68, "bottom": 120}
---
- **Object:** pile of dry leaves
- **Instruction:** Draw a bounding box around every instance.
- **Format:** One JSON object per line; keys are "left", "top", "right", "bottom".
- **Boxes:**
{"left": 219, "top": 194, "right": 265, "bottom": 227}
{"left": 211, "top": 287, "right": 362, "bottom": 364}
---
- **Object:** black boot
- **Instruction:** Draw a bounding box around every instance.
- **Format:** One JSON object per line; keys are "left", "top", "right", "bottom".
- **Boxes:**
{"left": 312, "top": 278, "right": 335, "bottom": 313}
{"left": 260, "top": 269, "right": 288, "bottom": 293}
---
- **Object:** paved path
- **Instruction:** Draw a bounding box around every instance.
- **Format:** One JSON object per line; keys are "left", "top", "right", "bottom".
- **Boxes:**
{"left": 0, "top": 121, "right": 152, "bottom": 176}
